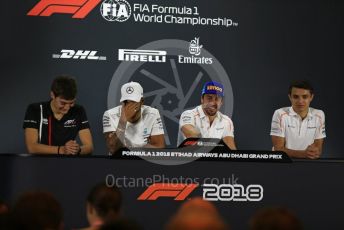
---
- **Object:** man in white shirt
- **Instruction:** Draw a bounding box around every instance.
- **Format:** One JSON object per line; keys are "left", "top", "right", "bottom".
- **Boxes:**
{"left": 270, "top": 80, "right": 326, "bottom": 159}
{"left": 178, "top": 81, "right": 237, "bottom": 150}
{"left": 103, "top": 82, "right": 165, "bottom": 154}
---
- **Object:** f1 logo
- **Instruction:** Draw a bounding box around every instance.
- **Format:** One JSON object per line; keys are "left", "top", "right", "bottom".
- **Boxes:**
{"left": 183, "top": 141, "right": 197, "bottom": 146}
{"left": 27, "top": 0, "right": 101, "bottom": 18}
{"left": 138, "top": 183, "right": 198, "bottom": 201}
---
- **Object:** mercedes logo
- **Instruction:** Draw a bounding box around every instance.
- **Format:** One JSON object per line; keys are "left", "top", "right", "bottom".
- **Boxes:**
{"left": 126, "top": 86, "right": 134, "bottom": 94}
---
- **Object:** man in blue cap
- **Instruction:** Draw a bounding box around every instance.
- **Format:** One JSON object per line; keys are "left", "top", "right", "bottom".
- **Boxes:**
{"left": 177, "top": 81, "right": 237, "bottom": 149}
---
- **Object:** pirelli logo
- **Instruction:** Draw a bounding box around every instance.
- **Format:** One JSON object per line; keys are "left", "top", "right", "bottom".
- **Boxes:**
{"left": 118, "top": 49, "right": 167, "bottom": 63}
{"left": 27, "top": 0, "right": 101, "bottom": 18}
{"left": 137, "top": 183, "right": 198, "bottom": 201}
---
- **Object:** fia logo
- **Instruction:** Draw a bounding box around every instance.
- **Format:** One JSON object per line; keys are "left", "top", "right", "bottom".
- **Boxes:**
{"left": 197, "top": 141, "right": 204, "bottom": 146}
{"left": 189, "top": 37, "right": 203, "bottom": 56}
{"left": 143, "top": 128, "right": 148, "bottom": 135}
{"left": 100, "top": 0, "right": 131, "bottom": 22}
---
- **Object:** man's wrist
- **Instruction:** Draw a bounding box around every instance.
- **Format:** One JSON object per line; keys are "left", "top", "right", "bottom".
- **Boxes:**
{"left": 118, "top": 119, "right": 127, "bottom": 127}
{"left": 60, "top": 146, "right": 66, "bottom": 154}
{"left": 116, "top": 128, "right": 125, "bottom": 133}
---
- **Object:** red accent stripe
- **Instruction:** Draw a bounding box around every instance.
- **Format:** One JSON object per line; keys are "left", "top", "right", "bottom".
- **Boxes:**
{"left": 73, "top": 0, "right": 101, "bottom": 18}
{"left": 48, "top": 116, "right": 52, "bottom": 145}
{"left": 27, "top": 0, "right": 87, "bottom": 15}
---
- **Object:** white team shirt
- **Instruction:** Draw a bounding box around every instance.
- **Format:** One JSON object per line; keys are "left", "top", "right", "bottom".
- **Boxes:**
{"left": 270, "top": 107, "right": 326, "bottom": 150}
{"left": 103, "top": 105, "right": 164, "bottom": 147}
{"left": 177, "top": 105, "right": 234, "bottom": 146}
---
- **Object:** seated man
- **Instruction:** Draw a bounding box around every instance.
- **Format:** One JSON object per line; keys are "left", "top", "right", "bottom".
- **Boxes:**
{"left": 103, "top": 82, "right": 165, "bottom": 154}
{"left": 270, "top": 80, "right": 326, "bottom": 159}
{"left": 11, "top": 191, "right": 64, "bottom": 230}
{"left": 177, "top": 81, "right": 236, "bottom": 150}
{"left": 165, "top": 197, "right": 228, "bottom": 230}
{"left": 0, "top": 199, "right": 9, "bottom": 230}
{"left": 23, "top": 75, "right": 93, "bottom": 155}
{"left": 249, "top": 207, "right": 303, "bottom": 230}
{"left": 79, "top": 183, "right": 122, "bottom": 230}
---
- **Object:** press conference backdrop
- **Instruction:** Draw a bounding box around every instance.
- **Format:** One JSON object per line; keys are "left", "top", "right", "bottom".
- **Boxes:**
{"left": 1, "top": 0, "right": 343, "bottom": 156}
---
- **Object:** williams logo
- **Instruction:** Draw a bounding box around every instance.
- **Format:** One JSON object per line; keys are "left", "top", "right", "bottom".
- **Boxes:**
{"left": 52, "top": 49, "right": 107, "bottom": 60}
{"left": 179, "top": 37, "right": 213, "bottom": 65}
{"left": 118, "top": 49, "right": 166, "bottom": 63}
{"left": 100, "top": 0, "right": 131, "bottom": 22}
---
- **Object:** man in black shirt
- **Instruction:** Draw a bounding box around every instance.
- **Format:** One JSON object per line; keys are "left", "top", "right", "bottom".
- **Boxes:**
{"left": 23, "top": 75, "right": 93, "bottom": 154}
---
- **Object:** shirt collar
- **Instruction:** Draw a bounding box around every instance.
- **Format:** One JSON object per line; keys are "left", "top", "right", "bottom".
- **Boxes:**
{"left": 197, "top": 105, "right": 221, "bottom": 120}
{"left": 289, "top": 106, "right": 313, "bottom": 118}
{"left": 47, "top": 100, "right": 53, "bottom": 116}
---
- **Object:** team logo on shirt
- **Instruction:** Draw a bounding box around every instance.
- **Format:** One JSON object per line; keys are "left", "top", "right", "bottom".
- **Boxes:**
{"left": 103, "top": 115, "right": 111, "bottom": 128}
{"left": 64, "top": 119, "right": 77, "bottom": 127}
{"left": 182, "top": 116, "right": 192, "bottom": 123}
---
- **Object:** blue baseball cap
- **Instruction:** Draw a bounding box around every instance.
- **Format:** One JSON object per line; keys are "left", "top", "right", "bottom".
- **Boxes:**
{"left": 201, "top": 81, "right": 224, "bottom": 97}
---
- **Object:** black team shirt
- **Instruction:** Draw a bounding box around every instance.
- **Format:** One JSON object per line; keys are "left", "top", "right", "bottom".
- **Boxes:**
{"left": 23, "top": 101, "right": 90, "bottom": 146}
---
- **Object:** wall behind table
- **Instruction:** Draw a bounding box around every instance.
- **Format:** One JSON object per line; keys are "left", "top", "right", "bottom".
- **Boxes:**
{"left": 1, "top": 155, "right": 344, "bottom": 229}
{"left": 1, "top": 0, "right": 344, "bottom": 157}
